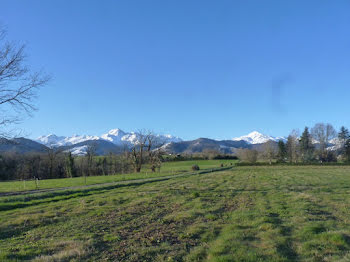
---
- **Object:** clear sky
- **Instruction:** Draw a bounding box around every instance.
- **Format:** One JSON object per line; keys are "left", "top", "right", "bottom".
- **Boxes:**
{"left": 1, "top": 0, "right": 350, "bottom": 140}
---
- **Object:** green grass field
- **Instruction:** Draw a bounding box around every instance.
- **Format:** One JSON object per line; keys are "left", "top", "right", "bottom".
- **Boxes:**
{"left": 0, "top": 160, "right": 235, "bottom": 193}
{"left": 1, "top": 165, "right": 350, "bottom": 261}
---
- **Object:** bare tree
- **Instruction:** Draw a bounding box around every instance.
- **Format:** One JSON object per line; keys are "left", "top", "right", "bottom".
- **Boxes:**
{"left": 311, "top": 123, "right": 336, "bottom": 161}
{"left": 128, "top": 130, "right": 165, "bottom": 173}
{"left": 129, "top": 130, "right": 149, "bottom": 172}
{"left": 237, "top": 148, "right": 258, "bottom": 164}
{"left": 286, "top": 129, "right": 299, "bottom": 163}
{"left": 146, "top": 134, "right": 166, "bottom": 172}
{"left": 261, "top": 140, "right": 276, "bottom": 164}
{"left": 0, "top": 26, "right": 50, "bottom": 136}
{"left": 311, "top": 123, "right": 336, "bottom": 148}
{"left": 202, "top": 149, "right": 221, "bottom": 160}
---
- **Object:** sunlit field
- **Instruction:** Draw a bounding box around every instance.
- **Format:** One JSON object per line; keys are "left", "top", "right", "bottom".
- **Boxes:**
{"left": 2, "top": 165, "right": 350, "bottom": 261}
{"left": 0, "top": 160, "right": 235, "bottom": 193}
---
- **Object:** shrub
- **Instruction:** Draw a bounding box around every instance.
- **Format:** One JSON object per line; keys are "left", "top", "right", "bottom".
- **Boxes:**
{"left": 192, "top": 164, "right": 200, "bottom": 171}
{"left": 192, "top": 192, "right": 200, "bottom": 198}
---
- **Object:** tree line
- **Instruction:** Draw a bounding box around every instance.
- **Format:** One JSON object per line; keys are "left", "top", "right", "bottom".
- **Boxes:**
{"left": 0, "top": 151, "right": 129, "bottom": 181}
{"left": 0, "top": 130, "right": 168, "bottom": 181}
{"left": 238, "top": 123, "right": 350, "bottom": 164}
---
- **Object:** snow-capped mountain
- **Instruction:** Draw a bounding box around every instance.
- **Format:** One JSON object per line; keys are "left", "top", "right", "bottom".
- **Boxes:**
{"left": 100, "top": 128, "right": 127, "bottom": 145}
{"left": 100, "top": 129, "right": 153, "bottom": 145}
{"left": 36, "top": 134, "right": 66, "bottom": 146}
{"left": 232, "top": 131, "right": 286, "bottom": 144}
{"left": 8, "top": 129, "right": 343, "bottom": 156}
{"left": 37, "top": 128, "right": 182, "bottom": 148}
{"left": 37, "top": 130, "right": 285, "bottom": 151}
{"left": 37, "top": 134, "right": 100, "bottom": 147}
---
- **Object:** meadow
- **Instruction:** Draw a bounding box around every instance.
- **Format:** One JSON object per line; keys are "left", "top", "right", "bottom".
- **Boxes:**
{"left": 1, "top": 164, "right": 350, "bottom": 261}
{"left": 0, "top": 160, "right": 235, "bottom": 193}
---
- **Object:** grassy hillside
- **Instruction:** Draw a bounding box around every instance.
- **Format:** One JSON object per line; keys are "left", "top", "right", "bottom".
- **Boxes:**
{"left": 1, "top": 165, "right": 350, "bottom": 261}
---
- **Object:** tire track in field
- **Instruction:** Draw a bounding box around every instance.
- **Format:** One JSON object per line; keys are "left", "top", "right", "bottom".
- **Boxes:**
{"left": 0, "top": 168, "right": 234, "bottom": 213}
{"left": 0, "top": 167, "right": 233, "bottom": 198}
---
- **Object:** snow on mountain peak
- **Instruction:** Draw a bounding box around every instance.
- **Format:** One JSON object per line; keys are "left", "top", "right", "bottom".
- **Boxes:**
{"left": 36, "top": 134, "right": 66, "bottom": 146}
{"left": 101, "top": 128, "right": 128, "bottom": 144}
{"left": 107, "top": 128, "right": 126, "bottom": 136}
{"left": 36, "top": 134, "right": 100, "bottom": 147}
{"left": 37, "top": 128, "right": 182, "bottom": 148}
{"left": 232, "top": 131, "right": 285, "bottom": 144}
{"left": 163, "top": 134, "right": 182, "bottom": 143}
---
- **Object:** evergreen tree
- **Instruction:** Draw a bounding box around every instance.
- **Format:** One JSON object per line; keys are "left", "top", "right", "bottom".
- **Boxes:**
{"left": 338, "top": 126, "right": 349, "bottom": 142}
{"left": 277, "top": 140, "right": 287, "bottom": 162}
{"left": 101, "top": 157, "right": 108, "bottom": 176}
{"left": 64, "top": 152, "right": 75, "bottom": 178}
{"left": 299, "top": 127, "right": 314, "bottom": 162}
{"left": 338, "top": 126, "right": 350, "bottom": 158}
{"left": 344, "top": 139, "right": 350, "bottom": 163}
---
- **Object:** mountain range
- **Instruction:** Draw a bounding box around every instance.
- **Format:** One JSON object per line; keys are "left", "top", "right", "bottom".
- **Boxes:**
{"left": 0, "top": 129, "right": 294, "bottom": 156}
{"left": 36, "top": 128, "right": 182, "bottom": 147}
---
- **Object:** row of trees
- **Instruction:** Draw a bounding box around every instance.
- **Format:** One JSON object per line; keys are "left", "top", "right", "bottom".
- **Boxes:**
{"left": 0, "top": 130, "right": 168, "bottom": 181}
{"left": 277, "top": 123, "right": 350, "bottom": 163}
{"left": 239, "top": 123, "right": 350, "bottom": 164}
{"left": 0, "top": 151, "right": 132, "bottom": 181}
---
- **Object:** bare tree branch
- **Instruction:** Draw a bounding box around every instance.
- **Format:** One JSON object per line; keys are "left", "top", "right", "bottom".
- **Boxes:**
{"left": 0, "top": 26, "right": 50, "bottom": 137}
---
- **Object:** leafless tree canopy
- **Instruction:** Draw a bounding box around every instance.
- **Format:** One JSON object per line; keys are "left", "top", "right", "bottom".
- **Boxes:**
{"left": 129, "top": 130, "right": 166, "bottom": 172}
{"left": 0, "top": 26, "right": 50, "bottom": 136}
{"left": 237, "top": 148, "right": 258, "bottom": 164}
{"left": 261, "top": 140, "right": 277, "bottom": 164}
{"left": 286, "top": 129, "right": 300, "bottom": 163}
{"left": 311, "top": 123, "right": 336, "bottom": 151}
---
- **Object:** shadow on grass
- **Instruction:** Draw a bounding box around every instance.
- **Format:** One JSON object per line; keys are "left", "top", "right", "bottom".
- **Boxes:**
{"left": 0, "top": 167, "right": 234, "bottom": 212}
{"left": 265, "top": 212, "right": 298, "bottom": 260}
{"left": 0, "top": 178, "right": 171, "bottom": 212}
{"left": 0, "top": 178, "right": 177, "bottom": 242}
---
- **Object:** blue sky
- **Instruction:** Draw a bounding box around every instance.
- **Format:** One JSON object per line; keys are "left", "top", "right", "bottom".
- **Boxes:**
{"left": 1, "top": 0, "right": 350, "bottom": 140}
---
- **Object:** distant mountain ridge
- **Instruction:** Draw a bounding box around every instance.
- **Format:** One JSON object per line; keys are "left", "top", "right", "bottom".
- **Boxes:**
{"left": 36, "top": 134, "right": 100, "bottom": 147}
{"left": 37, "top": 128, "right": 182, "bottom": 147}
{"left": 34, "top": 128, "right": 183, "bottom": 155}
{"left": 0, "top": 137, "right": 48, "bottom": 154}
{"left": 163, "top": 131, "right": 287, "bottom": 154}
{"left": 0, "top": 130, "right": 294, "bottom": 155}
{"left": 58, "top": 140, "right": 124, "bottom": 156}
{"left": 163, "top": 138, "right": 251, "bottom": 154}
